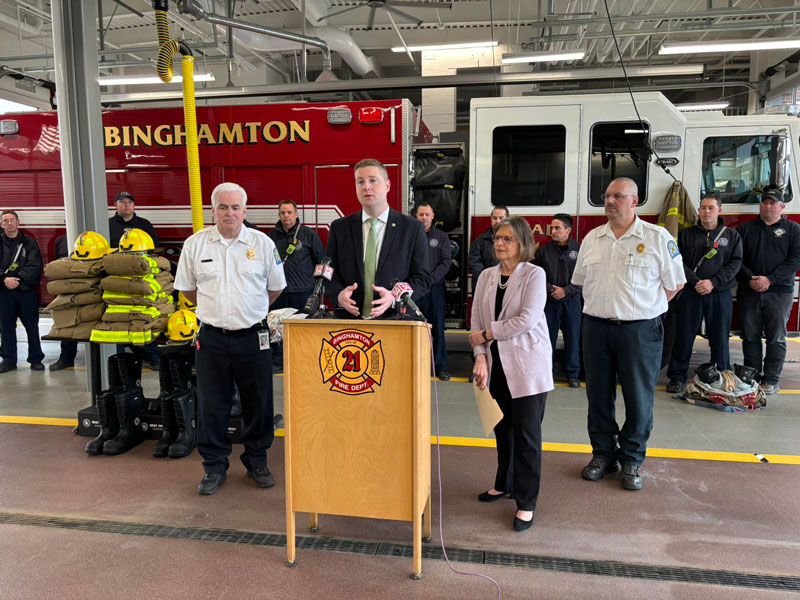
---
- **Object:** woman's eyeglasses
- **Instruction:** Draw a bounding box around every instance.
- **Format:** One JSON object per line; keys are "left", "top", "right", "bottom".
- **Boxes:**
{"left": 492, "top": 235, "right": 517, "bottom": 244}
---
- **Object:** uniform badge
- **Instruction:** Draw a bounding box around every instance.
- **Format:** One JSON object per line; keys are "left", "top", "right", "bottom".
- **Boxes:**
{"left": 774, "top": 228, "right": 786, "bottom": 237}
{"left": 429, "top": 238, "right": 439, "bottom": 247}
{"left": 273, "top": 248, "right": 282, "bottom": 265}
{"left": 247, "top": 248, "right": 255, "bottom": 260}
{"left": 667, "top": 239, "right": 680, "bottom": 258}
{"left": 718, "top": 237, "right": 729, "bottom": 246}
{"left": 568, "top": 250, "right": 578, "bottom": 260}
{"left": 636, "top": 243, "right": 646, "bottom": 254}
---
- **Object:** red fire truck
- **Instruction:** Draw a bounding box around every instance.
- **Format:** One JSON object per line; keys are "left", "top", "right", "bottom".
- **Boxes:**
{"left": 1, "top": 92, "right": 798, "bottom": 328}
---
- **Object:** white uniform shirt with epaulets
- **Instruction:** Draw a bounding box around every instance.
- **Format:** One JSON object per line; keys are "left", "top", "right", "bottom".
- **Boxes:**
{"left": 174, "top": 225, "right": 286, "bottom": 330}
{"left": 572, "top": 217, "right": 685, "bottom": 320}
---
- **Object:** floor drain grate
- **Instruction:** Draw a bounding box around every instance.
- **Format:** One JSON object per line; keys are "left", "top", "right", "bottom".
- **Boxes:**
{"left": 2, "top": 511, "right": 798, "bottom": 591}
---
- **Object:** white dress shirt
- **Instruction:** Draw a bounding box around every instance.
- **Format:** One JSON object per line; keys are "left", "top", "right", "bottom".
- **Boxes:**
{"left": 175, "top": 225, "right": 286, "bottom": 330}
{"left": 361, "top": 206, "right": 390, "bottom": 261}
{"left": 572, "top": 217, "right": 686, "bottom": 320}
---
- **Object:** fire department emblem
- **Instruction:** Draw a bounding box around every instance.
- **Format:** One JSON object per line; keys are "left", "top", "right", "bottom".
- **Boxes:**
{"left": 319, "top": 328, "right": 385, "bottom": 395}
{"left": 774, "top": 228, "right": 786, "bottom": 237}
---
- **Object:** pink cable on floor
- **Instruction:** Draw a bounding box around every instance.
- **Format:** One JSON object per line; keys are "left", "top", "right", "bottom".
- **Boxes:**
{"left": 425, "top": 324, "right": 502, "bottom": 599}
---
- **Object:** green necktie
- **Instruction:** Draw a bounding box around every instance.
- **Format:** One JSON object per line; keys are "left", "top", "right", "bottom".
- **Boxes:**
{"left": 362, "top": 217, "right": 378, "bottom": 317}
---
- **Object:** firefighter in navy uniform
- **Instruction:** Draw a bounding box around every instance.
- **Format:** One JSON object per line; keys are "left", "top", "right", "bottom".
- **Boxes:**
{"left": 534, "top": 213, "right": 582, "bottom": 388}
{"left": 108, "top": 191, "right": 159, "bottom": 248}
{"left": 415, "top": 202, "right": 452, "bottom": 380}
{"left": 175, "top": 182, "right": 286, "bottom": 496}
{"left": 267, "top": 199, "right": 324, "bottom": 373}
{"left": 0, "top": 210, "right": 44, "bottom": 373}
{"left": 666, "top": 195, "right": 742, "bottom": 394}
{"left": 468, "top": 206, "right": 508, "bottom": 292}
{"left": 736, "top": 188, "right": 800, "bottom": 395}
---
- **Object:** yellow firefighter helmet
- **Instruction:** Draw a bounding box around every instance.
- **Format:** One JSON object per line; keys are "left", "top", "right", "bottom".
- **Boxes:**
{"left": 177, "top": 292, "right": 197, "bottom": 312}
{"left": 167, "top": 309, "right": 198, "bottom": 343}
{"left": 71, "top": 231, "right": 110, "bottom": 261}
{"left": 119, "top": 228, "right": 154, "bottom": 253}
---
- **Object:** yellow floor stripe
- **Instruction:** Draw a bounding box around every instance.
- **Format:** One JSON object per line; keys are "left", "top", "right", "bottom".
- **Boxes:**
{"left": 3, "top": 418, "right": 799, "bottom": 465}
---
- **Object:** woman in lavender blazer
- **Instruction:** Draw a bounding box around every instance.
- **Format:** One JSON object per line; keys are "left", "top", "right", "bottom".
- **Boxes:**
{"left": 469, "top": 217, "right": 554, "bottom": 532}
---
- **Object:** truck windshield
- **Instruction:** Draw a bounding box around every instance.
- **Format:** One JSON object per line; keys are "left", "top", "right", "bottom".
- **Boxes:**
{"left": 491, "top": 124, "right": 566, "bottom": 206}
{"left": 588, "top": 122, "right": 650, "bottom": 206}
{"left": 701, "top": 135, "right": 793, "bottom": 204}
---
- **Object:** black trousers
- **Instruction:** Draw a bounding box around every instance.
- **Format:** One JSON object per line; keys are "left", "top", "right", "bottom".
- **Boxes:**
{"left": 0, "top": 287, "right": 44, "bottom": 366}
{"left": 582, "top": 316, "right": 662, "bottom": 466}
{"left": 59, "top": 341, "right": 79, "bottom": 363}
{"left": 417, "top": 283, "right": 448, "bottom": 372}
{"left": 544, "top": 295, "right": 582, "bottom": 379}
{"left": 195, "top": 326, "right": 274, "bottom": 475}
{"left": 489, "top": 359, "right": 547, "bottom": 511}
{"left": 738, "top": 291, "right": 794, "bottom": 385}
{"left": 667, "top": 290, "right": 733, "bottom": 382}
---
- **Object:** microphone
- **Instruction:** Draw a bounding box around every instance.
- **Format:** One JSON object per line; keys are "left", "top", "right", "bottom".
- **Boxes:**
{"left": 390, "top": 279, "right": 426, "bottom": 321}
{"left": 303, "top": 257, "right": 334, "bottom": 315}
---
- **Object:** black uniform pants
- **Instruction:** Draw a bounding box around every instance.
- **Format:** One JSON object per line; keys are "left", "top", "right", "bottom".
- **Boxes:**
{"left": 582, "top": 316, "right": 662, "bottom": 466}
{"left": 0, "top": 287, "right": 44, "bottom": 367}
{"left": 667, "top": 290, "right": 733, "bottom": 382}
{"left": 195, "top": 326, "right": 274, "bottom": 475}
{"left": 738, "top": 291, "right": 794, "bottom": 385}
{"left": 544, "top": 295, "right": 582, "bottom": 379}
{"left": 489, "top": 355, "right": 547, "bottom": 511}
{"left": 417, "top": 283, "right": 448, "bottom": 372}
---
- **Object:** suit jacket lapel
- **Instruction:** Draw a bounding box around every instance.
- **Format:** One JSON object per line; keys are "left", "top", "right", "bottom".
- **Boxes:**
{"left": 376, "top": 209, "right": 398, "bottom": 277}
{"left": 351, "top": 211, "right": 365, "bottom": 283}
{"left": 486, "top": 267, "right": 498, "bottom": 320}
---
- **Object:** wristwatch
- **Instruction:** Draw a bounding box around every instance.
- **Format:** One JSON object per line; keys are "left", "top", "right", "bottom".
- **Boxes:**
{"left": 481, "top": 330, "right": 489, "bottom": 342}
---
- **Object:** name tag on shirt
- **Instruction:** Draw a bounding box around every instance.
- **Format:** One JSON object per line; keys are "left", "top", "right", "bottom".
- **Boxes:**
{"left": 258, "top": 329, "right": 270, "bottom": 351}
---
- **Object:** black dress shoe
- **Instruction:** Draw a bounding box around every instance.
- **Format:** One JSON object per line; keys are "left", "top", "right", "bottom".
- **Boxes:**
{"left": 477, "top": 490, "right": 509, "bottom": 502}
{"left": 568, "top": 377, "right": 581, "bottom": 388}
{"left": 30, "top": 362, "right": 45, "bottom": 371}
{"left": 197, "top": 473, "right": 226, "bottom": 495}
{"left": 620, "top": 463, "right": 643, "bottom": 491}
{"left": 247, "top": 467, "right": 275, "bottom": 488}
{"left": 0, "top": 363, "right": 17, "bottom": 374}
{"left": 49, "top": 360, "right": 74, "bottom": 371}
{"left": 437, "top": 370, "right": 450, "bottom": 381}
{"left": 513, "top": 514, "right": 534, "bottom": 532}
{"left": 581, "top": 456, "right": 621, "bottom": 481}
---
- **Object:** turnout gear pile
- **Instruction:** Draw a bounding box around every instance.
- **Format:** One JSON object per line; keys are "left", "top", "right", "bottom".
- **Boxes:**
{"left": 85, "top": 353, "right": 146, "bottom": 455}
{"left": 44, "top": 233, "right": 107, "bottom": 340}
{"left": 91, "top": 238, "right": 175, "bottom": 345}
{"left": 685, "top": 364, "right": 767, "bottom": 412}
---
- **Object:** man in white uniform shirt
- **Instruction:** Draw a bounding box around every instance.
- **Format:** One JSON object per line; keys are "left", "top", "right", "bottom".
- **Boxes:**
{"left": 572, "top": 177, "right": 685, "bottom": 491}
{"left": 175, "top": 182, "right": 286, "bottom": 496}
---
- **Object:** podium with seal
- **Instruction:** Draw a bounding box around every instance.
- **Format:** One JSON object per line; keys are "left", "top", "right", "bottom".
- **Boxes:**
{"left": 283, "top": 318, "right": 431, "bottom": 578}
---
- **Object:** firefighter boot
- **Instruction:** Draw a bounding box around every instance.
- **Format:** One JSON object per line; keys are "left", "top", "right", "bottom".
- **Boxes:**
{"left": 168, "top": 389, "right": 196, "bottom": 458}
{"left": 106, "top": 353, "right": 126, "bottom": 388}
{"left": 168, "top": 352, "right": 193, "bottom": 393}
{"left": 115, "top": 352, "right": 143, "bottom": 390}
{"left": 103, "top": 388, "right": 144, "bottom": 455}
{"left": 152, "top": 392, "right": 177, "bottom": 457}
{"left": 148, "top": 355, "right": 174, "bottom": 416}
{"left": 85, "top": 389, "right": 121, "bottom": 455}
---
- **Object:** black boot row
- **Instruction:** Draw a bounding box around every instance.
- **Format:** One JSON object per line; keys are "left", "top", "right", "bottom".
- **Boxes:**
{"left": 85, "top": 353, "right": 145, "bottom": 456}
{"left": 152, "top": 352, "right": 196, "bottom": 458}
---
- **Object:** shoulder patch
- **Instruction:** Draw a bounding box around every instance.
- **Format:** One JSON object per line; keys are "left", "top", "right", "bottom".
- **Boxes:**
{"left": 667, "top": 239, "right": 680, "bottom": 258}
{"left": 273, "top": 248, "right": 282, "bottom": 265}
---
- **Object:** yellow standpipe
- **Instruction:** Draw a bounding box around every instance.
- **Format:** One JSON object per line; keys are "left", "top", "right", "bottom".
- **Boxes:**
{"left": 154, "top": 6, "right": 204, "bottom": 234}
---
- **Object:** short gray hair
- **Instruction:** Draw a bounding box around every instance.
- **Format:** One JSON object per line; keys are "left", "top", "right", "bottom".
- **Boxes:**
{"left": 211, "top": 182, "right": 247, "bottom": 208}
{"left": 608, "top": 177, "right": 638, "bottom": 196}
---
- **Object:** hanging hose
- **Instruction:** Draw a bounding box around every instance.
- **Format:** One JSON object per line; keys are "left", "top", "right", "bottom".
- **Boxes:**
{"left": 154, "top": 1, "right": 204, "bottom": 234}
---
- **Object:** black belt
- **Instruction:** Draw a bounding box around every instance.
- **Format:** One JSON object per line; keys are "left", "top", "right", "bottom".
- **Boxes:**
{"left": 202, "top": 320, "right": 266, "bottom": 335}
{"left": 585, "top": 315, "right": 651, "bottom": 326}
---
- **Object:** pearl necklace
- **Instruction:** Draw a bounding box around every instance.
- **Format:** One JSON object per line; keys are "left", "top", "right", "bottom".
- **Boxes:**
{"left": 498, "top": 275, "right": 511, "bottom": 290}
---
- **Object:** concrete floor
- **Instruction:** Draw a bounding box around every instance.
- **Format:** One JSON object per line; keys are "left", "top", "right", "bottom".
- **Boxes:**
{"left": 1, "top": 320, "right": 799, "bottom": 599}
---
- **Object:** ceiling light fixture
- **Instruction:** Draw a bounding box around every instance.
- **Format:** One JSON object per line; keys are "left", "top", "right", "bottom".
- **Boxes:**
{"left": 98, "top": 72, "right": 216, "bottom": 86}
{"left": 675, "top": 102, "right": 730, "bottom": 111}
{"left": 390, "top": 41, "right": 498, "bottom": 53}
{"left": 659, "top": 39, "right": 800, "bottom": 54}
{"left": 502, "top": 50, "right": 586, "bottom": 64}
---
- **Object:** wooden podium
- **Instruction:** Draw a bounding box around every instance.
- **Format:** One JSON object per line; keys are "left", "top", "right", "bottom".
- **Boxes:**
{"left": 283, "top": 318, "right": 431, "bottom": 578}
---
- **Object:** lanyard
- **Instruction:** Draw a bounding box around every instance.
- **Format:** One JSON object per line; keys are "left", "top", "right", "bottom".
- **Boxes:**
{"left": 4, "top": 242, "right": 23, "bottom": 275}
{"left": 281, "top": 222, "right": 302, "bottom": 261}
{"left": 693, "top": 227, "right": 727, "bottom": 272}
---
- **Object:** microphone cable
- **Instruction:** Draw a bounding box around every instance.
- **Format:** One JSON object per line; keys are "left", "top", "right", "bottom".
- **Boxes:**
{"left": 423, "top": 316, "right": 502, "bottom": 599}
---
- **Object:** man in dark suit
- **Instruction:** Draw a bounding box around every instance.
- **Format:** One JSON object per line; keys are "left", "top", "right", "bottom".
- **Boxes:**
{"left": 326, "top": 158, "right": 431, "bottom": 318}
